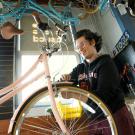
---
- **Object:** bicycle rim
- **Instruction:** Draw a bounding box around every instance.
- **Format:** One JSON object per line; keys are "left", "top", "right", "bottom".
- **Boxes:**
{"left": 12, "top": 84, "right": 118, "bottom": 135}
{"left": 82, "top": 0, "right": 99, "bottom": 14}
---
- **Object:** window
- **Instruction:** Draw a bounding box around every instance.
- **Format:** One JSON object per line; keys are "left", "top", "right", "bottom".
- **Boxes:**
{"left": 16, "top": 52, "right": 79, "bottom": 105}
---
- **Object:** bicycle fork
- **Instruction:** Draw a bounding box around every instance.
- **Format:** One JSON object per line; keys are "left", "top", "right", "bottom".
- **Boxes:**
{"left": 42, "top": 53, "right": 70, "bottom": 135}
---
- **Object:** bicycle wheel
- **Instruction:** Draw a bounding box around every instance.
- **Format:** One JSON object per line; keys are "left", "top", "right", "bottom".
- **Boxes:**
{"left": 11, "top": 83, "right": 118, "bottom": 135}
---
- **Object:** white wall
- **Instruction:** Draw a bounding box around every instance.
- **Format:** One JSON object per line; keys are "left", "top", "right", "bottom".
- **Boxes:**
{"left": 95, "top": 9, "right": 123, "bottom": 54}
{"left": 72, "top": 8, "right": 123, "bottom": 55}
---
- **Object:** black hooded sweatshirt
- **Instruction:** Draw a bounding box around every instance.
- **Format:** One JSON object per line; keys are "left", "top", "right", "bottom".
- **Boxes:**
{"left": 70, "top": 54, "right": 125, "bottom": 113}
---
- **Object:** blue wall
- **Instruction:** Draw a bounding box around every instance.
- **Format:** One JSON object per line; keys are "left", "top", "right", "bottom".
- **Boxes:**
{"left": 112, "top": 5, "right": 135, "bottom": 40}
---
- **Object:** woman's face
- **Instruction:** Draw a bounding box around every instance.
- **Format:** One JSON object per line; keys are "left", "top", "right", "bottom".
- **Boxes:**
{"left": 76, "top": 36, "right": 97, "bottom": 59}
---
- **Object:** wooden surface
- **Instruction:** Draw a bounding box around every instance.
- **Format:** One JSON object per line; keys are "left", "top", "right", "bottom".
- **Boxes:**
{"left": 0, "top": 119, "right": 10, "bottom": 135}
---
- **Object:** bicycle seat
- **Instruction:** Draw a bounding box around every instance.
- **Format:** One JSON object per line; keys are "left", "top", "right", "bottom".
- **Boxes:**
{"left": 0, "top": 22, "right": 24, "bottom": 39}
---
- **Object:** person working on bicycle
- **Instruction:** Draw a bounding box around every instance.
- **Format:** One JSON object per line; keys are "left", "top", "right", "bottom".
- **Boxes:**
{"left": 60, "top": 29, "right": 135, "bottom": 135}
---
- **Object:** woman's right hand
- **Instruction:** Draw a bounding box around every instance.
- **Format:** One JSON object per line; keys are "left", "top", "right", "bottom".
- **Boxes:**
{"left": 60, "top": 74, "right": 71, "bottom": 81}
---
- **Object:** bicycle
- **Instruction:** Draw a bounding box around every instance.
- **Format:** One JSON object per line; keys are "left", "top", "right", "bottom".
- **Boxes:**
{"left": 0, "top": 0, "right": 117, "bottom": 24}
{"left": 0, "top": 0, "right": 118, "bottom": 135}
{"left": 116, "top": 0, "right": 135, "bottom": 17}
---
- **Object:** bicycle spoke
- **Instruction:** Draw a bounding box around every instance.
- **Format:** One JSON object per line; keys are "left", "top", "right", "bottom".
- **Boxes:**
{"left": 11, "top": 85, "right": 117, "bottom": 135}
{"left": 21, "top": 127, "right": 51, "bottom": 135}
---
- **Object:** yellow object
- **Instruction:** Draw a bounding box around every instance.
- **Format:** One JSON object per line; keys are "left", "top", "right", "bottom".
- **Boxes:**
{"left": 57, "top": 99, "right": 83, "bottom": 120}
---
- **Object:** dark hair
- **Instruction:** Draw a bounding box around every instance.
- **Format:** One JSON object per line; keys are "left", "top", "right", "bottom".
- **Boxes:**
{"left": 75, "top": 29, "right": 102, "bottom": 52}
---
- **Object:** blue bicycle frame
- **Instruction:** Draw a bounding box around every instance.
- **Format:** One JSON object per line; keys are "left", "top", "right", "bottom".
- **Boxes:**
{"left": 0, "top": 0, "right": 79, "bottom": 25}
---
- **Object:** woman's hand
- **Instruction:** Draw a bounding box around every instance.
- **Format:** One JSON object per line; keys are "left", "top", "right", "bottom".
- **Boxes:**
{"left": 60, "top": 74, "right": 71, "bottom": 81}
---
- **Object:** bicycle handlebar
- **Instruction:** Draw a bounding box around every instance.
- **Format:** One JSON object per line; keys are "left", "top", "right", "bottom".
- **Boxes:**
{"left": 32, "top": 11, "right": 68, "bottom": 33}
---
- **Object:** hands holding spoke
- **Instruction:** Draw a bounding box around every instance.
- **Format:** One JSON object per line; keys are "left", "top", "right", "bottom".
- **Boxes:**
{"left": 60, "top": 74, "right": 71, "bottom": 81}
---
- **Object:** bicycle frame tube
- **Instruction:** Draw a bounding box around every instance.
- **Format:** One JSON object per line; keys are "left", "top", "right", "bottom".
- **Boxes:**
{"left": 0, "top": 55, "right": 44, "bottom": 105}
{"left": 42, "top": 53, "right": 70, "bottom": 135}
{"left": 99, "top": 0, "right": 109, "bottom": 10}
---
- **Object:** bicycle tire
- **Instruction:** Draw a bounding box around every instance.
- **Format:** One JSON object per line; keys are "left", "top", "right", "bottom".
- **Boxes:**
{"left": 82, "top": 1, "right": 99, "bottom": 14}
{"left": 10, "top": 83, "right": 118, "bottom": 135}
